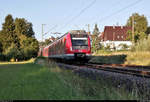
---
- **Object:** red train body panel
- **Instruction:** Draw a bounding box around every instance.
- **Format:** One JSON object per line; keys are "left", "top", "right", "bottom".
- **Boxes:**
{"left": 40, "top": 30, "right": 91, "bottom": 60}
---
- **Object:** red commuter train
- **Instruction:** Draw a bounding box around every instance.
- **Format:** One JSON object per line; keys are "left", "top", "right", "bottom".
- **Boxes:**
{"left": 39, "top": 30, "right": 91, "bottom": 61}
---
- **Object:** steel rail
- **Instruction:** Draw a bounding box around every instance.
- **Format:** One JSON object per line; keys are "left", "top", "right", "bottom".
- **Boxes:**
{"left": 85, "top": 64, "right": 150, "bottom": 78}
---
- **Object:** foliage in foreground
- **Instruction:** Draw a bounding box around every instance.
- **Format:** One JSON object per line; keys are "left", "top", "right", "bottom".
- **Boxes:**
{"left": 0, "top": 59, "right": 138, "bottom": 100}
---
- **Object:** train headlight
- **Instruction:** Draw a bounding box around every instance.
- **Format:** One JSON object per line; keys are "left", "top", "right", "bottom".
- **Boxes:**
{"left": 70, "top": 47, "right": 72, "bottom": 51}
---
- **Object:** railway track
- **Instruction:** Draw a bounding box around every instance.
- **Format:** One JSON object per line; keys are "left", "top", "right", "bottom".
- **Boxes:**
{"left": 49, "top": 58, "right": 150, "bottom": 78}
{"left": 84, "top": 63, "right": 150, "bottom": 78}
{"left": 60, "top": 61, "right": 150, "bottom": 78}
{"left": 89, "top": 62, "right": 150, "bottom": 70}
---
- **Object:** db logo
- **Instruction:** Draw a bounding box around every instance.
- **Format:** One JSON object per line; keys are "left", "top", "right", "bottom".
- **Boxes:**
{"left": 79, "top": 50, "right": 82, "bottom": 52}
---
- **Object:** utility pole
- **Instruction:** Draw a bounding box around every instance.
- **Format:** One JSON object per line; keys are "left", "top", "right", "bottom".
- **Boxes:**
{"left": 132, "top": 15, "right": 134, "bottom": 43}
{"left": 42, "top": 24, "right": 46, "bottom": 42}
{"left": 86, "top": 24, "right": 90, "bottom": 35}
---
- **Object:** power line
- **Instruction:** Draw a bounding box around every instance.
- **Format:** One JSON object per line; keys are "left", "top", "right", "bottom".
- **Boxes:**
{"left": 96, "top": 0, "right": 143, "bottom": 23}
{"left": 43, "top": 1, "right": 96, "bottom": 39}
{"left": 44, "top": 25, "right": 58, "bottom": 36}
{"left": 58, "top": 0, "right": 97, "bottom": 31}
{"left": 74, "top": 25, "right": 81, "bottom": 29}
{"left": 42, "top": 25, "right": 58, "bottom": 41}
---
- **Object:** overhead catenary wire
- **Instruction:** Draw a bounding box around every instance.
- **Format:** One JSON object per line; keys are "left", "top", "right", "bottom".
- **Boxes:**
{"left": 58, "top": 0, "right": 97, "bottom": 32}
{"left": 44, "top": 25, "right": 58, "bottom": 36}
{"left": 96, "top": 0, "right": 143, "bottom": 24}
{"left": 59, "top": 0, "right": 122, "bottom": 33}
{"left": 43, "top": 0, "right": 96, "bottom": 39}
{"left": 42, "top": 25, "right": 58, "bottom": 41}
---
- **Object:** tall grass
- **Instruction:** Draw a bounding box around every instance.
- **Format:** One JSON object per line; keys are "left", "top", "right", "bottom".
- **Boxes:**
{"left": 125, "top": 51, "right": 150, "bottom": 65}
{"left": 132, "top": 36, "right": 150, "bottom": 52}
{"left": 125, "top": 36, "right": 150, "bottom": 65}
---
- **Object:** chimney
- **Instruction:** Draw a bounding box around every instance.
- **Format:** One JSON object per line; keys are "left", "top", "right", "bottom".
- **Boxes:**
{"left": 113, "top": 25, "right": 115, "bottom": 29}
{"left": 121, "top": 26, "right": 123, "bottom": 29}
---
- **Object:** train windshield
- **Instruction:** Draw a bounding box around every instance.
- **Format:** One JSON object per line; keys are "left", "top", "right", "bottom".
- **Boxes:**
{"left": 71, "top": 34, "right": 89, "bottom": 49}
{"left": 72, "top": 39, "right": 88, "bottom": 46}
{"left": 71, "top": 34, "right": 87, "bottom": 38}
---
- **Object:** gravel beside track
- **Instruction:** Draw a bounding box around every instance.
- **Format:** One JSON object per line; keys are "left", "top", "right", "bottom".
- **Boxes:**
{"left": 57, "top": 63, "right": 150, "bottom": 98}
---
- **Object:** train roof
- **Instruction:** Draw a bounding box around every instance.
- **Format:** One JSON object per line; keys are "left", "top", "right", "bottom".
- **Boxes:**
{"left": 68, "top": 30, "right": 86, "bottom": 34}
{"left": 44, "top": 33, "right": 68, "bottom": 49}
{"left": 44, "top": 30, "right": 88, "bottom": 49}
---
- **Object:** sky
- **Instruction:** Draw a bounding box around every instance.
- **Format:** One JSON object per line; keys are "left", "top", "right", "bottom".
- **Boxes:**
{"left": 0, "top": 0, "right": 150, "bottom": 41}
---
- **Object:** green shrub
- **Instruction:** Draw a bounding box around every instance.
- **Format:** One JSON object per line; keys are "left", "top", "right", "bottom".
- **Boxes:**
{"left": 0, "top": 53, "right": 5, "bottom": 61}
{"left": 118, "top": 44, "right": 129, "bottom": 50}
{"left": 132, "top": 35, "right": 150, "bottom": 52}
{"left": 3, "top": 43, "right": 19, "bottom": 61}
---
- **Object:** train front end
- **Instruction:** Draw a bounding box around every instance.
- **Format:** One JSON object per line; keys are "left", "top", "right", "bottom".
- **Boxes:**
{"left": 66, "top": 30, "right": 91, "bottom": 61}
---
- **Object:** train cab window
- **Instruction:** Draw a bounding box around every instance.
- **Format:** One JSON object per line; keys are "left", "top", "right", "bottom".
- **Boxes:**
{"left": 71, "top": 33, "right": 89, "bottom": 50}
{"left": 72, "top": 40, "right": 88, "bottom": 46}
{"left": 71, "top": 34, "right": 88, "bottom": 46}
{"left": 71, "top": 34, "right": 87, "bottom": 38}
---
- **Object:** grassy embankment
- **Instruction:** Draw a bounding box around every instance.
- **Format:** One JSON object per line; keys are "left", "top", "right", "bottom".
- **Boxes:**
{"left": 90, "top": 50, "right": 129, "bottom": 64}
{"left": 125, "top": 51, "right": 150, "bottom": 65}
{"left": 90, "top": 50, "right": 150, "bottom": 66}
{"left": 0, "top": 58, "right": 138, "bottom": 100}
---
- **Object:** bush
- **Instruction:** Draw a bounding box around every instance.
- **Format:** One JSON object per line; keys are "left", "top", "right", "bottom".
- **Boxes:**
{"left": 0, "top": 53, "right": 5, "bottom": 61}
{"left": 4, "top": 43, "right": 18, "bottom": 61}
{"left": 118, "top": 44, "right": 129, "bottom": 50}
{"left": 132, "top": 35, "right": 150, "bottom": 52}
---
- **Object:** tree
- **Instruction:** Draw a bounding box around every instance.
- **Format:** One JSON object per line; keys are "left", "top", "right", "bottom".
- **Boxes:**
{"left": 0, "top": 41, "right": 2, "bottom": 53}
{"left": 14, "top": 18, "right": 39, "bottom": 60}
{"left": 0, "top": 14, "right": 39, "bottom": 61}
{"left": 0, "top": 14, "right": 16, "bottom": 53}
{"left": 126, "top": 30, "right": 132, "bottom": 41}
{"left": 146, "top": 26, "right": 150, "bottom": 35}
{"left": 4, "top": 43, "right": 19, "bottom": 61}
{"left": 15, "top": 18, "right": 35, "bottom": 38}
{"left": 20, "top": 37, "right": 39, "bottom": 60}
{"left": 126, "top": 13, "right": 148, "bottom": 42}
{"left": 0, "top": 40, "right": 4, "bottom": 60}
{"left": 0, "top": 34, "right": 3, "bottom": 53}
{"left": 91, "top": 24, "right": 101, "bottom": 52}
{"left": 93, "top": 24, "right": 99, "bottom": 35}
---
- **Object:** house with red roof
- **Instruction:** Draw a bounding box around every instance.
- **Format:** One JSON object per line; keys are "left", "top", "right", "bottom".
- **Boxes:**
{"left": 99, "top": 26, "right": 132, "bottom": 50}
